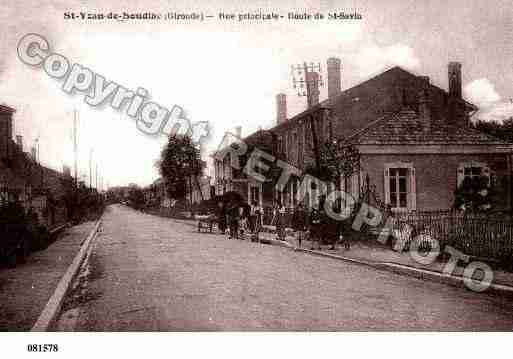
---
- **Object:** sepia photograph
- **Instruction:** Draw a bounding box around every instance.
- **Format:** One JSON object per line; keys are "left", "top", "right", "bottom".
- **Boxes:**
{"left": 1, "top": 0, "right": 513, "bottom": 356}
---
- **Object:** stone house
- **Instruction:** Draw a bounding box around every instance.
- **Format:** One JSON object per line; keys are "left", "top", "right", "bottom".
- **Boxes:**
{"left": 213, "top": 60, "right": 513, "bottom": 212}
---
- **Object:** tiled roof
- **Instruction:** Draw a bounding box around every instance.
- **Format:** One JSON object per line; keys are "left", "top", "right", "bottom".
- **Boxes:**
{"left": 350, "top": 108, "right": 510, "bottom": 145}
{"left": 266, "top": 66, "right": 477, "bottom": 136}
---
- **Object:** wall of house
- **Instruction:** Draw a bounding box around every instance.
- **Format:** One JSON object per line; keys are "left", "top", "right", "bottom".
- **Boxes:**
{"left": 360, "top": 153, "right": 510, "bottom": 211}
{"left": 0, "top": 111, "right": 13, "bottom": 160}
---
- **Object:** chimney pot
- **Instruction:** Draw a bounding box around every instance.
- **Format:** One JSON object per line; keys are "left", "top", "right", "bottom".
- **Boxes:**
{"left": 16, "top": 135, "right": 23, "bottom": 152}
{"left": 448, "top": 62, "right": 462, "bottom": 98}
{"left": 448, "top": 62, "right": 468, "bottom": 127}
{"left": 418, "top": 76, "right": 431, "bottom": 132}
{"left": 276, "top": 93, "right": 287, "bottom": 124}
{"left": 327, "top": 57, "right": 342, "bottom": 101}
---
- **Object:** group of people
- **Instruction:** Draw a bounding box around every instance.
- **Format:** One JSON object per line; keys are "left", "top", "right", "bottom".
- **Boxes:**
{"left": 214, "top": 197, "right": 350, "bottom": 250}
{"left": 216, "top": 200, "right": 264, "bottom": 240}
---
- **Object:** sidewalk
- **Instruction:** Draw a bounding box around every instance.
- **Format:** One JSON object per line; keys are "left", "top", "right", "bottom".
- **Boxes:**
{"left": 0, "top": 221, "right": 96, "bottom": 331}
{"left": 283, "top": 234, "right": 513, "bottom": 289}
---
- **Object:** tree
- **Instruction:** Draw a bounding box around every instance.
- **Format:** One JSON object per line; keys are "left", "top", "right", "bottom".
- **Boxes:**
{"left": 157, "top": 135, "right": 203, "bottom": 206}
{"left": 318, "top": 139, "right": 361, "bottom": 191}
{"left": 454, "top": 175, "right": 494, "bottom": 213}
{"left": 128, "top": 185, "right": 146, "bottom": 210}
{"left": 471, "top": 117, "right": 513, "bottom": 143}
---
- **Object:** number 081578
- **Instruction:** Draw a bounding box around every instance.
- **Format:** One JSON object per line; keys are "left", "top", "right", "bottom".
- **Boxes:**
{"left": 27, "top": 344, "right": 59, "bottom": 352}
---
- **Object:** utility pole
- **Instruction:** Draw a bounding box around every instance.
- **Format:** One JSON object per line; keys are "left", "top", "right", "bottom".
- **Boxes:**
{"left": 89, "top": 148, "right": 93, "bottom": 189}
{"left": 291, "top": 61, "right": 324, "bottom": 172}
{"left": 95, "top": 163, "right": 99, "bottom": 191}
{"left": 73, "top": 109, "right": 78, "bottom": 189}
{"left": 35, "top": 137, "right": 43, "bottom": 189}
{"left": 291, "top": 62, "right": 323, "bottom": 109}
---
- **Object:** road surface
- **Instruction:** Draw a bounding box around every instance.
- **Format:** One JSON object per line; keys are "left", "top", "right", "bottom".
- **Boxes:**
{"left": 67, "top": 204, "right": 513, "bottom": 331}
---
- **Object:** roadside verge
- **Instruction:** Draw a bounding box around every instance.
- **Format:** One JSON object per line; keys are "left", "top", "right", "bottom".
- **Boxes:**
{"left": 30, "top": 218, "right": 102, "bottom": 332}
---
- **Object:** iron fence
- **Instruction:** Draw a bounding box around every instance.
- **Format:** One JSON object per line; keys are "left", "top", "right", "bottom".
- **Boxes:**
{"left": 387, "top": 210, "right": 513, "bottom": 262}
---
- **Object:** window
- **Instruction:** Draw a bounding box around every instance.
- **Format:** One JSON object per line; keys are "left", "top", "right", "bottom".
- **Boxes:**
{"left": 384, "top": 163, "right": 416, "bottom": 211}
{"left": 288, "top": 132, "right": 292, "bottom": 160}
{"left": 326, "top": 119, "right": 332, "bottom": 140}
{"left": 250, "top": 185, "right": 260, "bottom": 205}
{"left": 297, "top": 129, "right": 303, "bottom": 164}
{"left": 389, "top": 168, "right": 408, "bottom": 209}
{"left": 305, "top": 122, "right": 313, "bottom": 150}
{"left": 293, "top": 131, "right": 298, "bottom": 164}
{"left": 458, "top": 161, "right": 490, "bottom": 187}
{"left": 457, "top": 162, "right": 490, "bottom": 188}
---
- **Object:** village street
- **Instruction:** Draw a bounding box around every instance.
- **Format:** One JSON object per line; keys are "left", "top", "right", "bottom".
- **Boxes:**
{"left": 66, "top": 204, "right": 513, "bottom": 331}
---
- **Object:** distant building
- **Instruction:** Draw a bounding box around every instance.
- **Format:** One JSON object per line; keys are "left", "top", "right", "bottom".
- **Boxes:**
{"left": 0, "top": 103, "right": 73, "bottom": 227}
{"left": 186, "top": 175, "right": 212, "bottom": 204}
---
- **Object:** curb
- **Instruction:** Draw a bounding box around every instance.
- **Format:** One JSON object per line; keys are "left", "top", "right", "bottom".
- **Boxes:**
{"left": 293, "top": 247, "right": 513, "bottom": 297}
{"left": 31, "top": 218, "right": 102, "bottom": 332}
{"left": 186, "top": 219, "right": 513, "bottom": 297}
{"left": 259, "top": 237, "right": 295, "bottom": 249}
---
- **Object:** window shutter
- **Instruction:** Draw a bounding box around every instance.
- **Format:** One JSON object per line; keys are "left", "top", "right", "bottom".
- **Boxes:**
{"left": 384, "top": 167, "right": 390, "bottom": 205}
{"left": 351, "top": 173, "right": 359, "bottom": 198}
{"left": 409, "top": 168, "right": 416, "bottom": 211}
{"left": 457, "top": 166, "right": 464, "bottom": 188}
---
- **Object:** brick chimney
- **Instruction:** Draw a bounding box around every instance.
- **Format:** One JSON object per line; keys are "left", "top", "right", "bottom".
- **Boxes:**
{"left": 0, "top": 105, "right": 15, "bottom": 160}
{"left": 30, "top": 146, "right": 37, "bottom": 161}
{"left": 63, "top": 165, "right": 71, "bottom": 177}
{"left": 16, "top": 135, "right": 23, "bottom": 152}
{"left": 276, "top": 93, "right": 287, "bottom": 124}
{"left": 448, "top": 62, "right": 462, "bottom": 98}
{"left": 448, "top": 62, "right": 467, "bottom": 127}
{"left": 327, "top": 57, "right": 341, "bottom": 101}
{"left": 306, "top": 72, "right": 320, "bottom": 108}
{"left": 418, "top": 76, "right": 431, "bottom": 133}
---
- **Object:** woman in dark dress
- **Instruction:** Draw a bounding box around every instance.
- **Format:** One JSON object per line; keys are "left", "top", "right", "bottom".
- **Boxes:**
{"left": 217, "top": 201, "right": 227, "bottom": 234}
{"left": 227, "top": 201, "right": 240, "bottom": 239}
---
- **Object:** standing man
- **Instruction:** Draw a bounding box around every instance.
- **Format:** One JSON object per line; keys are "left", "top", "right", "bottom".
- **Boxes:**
{"left": 227, "top": 201, "right": 240, "bottom": 239}
{"left": 292, "top": 203, "right": 308, "bottom": 248}
{"left": 217, "top": 201, "right": 227, "bottom": 234}
{"left": 309, "top": 205, "right": 321, "bottom": 250}
{"left": 253, "top": 201, "right": 263, "bottom": 242}
{"left": 274, "top": 200, "right": 286, "bottom": 241}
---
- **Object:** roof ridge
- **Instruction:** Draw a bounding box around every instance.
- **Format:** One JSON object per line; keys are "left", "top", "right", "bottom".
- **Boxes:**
{"left": 345, "top": 109, "right": 404, "bottom": 142}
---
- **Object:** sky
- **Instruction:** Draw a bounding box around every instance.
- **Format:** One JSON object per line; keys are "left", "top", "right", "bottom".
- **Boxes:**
{"left": 0, "top": 0, "right": 512, "bottom": 188}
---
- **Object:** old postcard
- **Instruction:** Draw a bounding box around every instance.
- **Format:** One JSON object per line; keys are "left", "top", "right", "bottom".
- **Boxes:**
{"left": 1, "top": 0, "right": 513, "bottom": 357}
